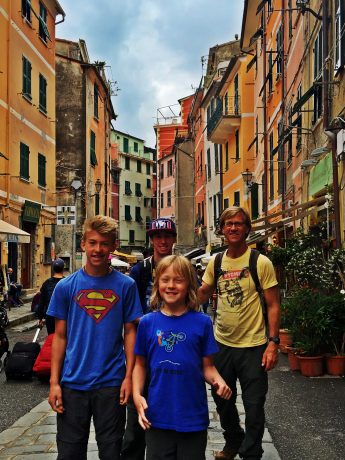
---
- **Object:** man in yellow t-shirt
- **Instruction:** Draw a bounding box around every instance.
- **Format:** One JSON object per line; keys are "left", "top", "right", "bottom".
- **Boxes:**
{"left": 198, "top": 206, "right": 280, "bottom": 460}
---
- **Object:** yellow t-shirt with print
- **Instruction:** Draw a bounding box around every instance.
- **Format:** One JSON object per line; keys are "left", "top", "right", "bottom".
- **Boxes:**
{"left": 203, "top": 248, "right": 278, "bottom": 348}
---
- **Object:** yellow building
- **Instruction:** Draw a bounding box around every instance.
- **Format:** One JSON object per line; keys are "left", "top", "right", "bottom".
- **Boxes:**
{"left": 0, "top": 0, "right": 65, "bottom": 288}
{"left": 207, "top": 55, "right": 255, "bottom": 221}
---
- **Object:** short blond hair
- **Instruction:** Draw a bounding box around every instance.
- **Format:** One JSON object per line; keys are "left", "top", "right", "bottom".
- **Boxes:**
{"left": 82, "top": 215, "right": 118, "bottom": 244}
{"left": 150, "top": 255, "right": 199, "bottom": 311}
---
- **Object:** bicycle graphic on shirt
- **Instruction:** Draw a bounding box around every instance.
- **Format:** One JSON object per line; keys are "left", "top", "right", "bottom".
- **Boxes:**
{"left": 156, "top": 330, "right": 186, "bottom": 352}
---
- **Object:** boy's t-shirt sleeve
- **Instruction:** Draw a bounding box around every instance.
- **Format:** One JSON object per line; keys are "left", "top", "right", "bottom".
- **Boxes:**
{"left": 46, "top": 281, "right": 69, "bottom": 320}
{"left": 123, "top": 278, "right": 143, "bottom": 323}
{"left": 134, "top": 317, "right": 148, "bottom": 357}
{"left": 202, "top": 315, "right": 218, "bottom": 357}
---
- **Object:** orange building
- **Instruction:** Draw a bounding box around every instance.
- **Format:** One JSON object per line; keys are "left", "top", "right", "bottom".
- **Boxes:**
{"left": 0, "top": 0, "right": 65, "bottom": 288}
{"left": 154, "top": 95, "right": 195, "bottom": 251}
{"left": 189, "top": 82, "right": 207, "bottom": 247}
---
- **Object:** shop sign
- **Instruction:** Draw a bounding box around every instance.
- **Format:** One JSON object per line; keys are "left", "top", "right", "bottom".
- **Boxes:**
{"left": 22, "top": 200, "right": 41, "bottom": 223}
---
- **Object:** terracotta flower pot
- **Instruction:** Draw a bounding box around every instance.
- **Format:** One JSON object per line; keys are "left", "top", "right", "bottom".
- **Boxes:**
{"left": 287, "top": 347, "right": 300, "bottom": 371}
{"left": 298, "top": 355, "right": 324, "bottom": 377}
{"left": 279, "top": 328, "right": 292, "bottom": 353}
{"left": 325, "top": 355, "right": 345, "bottom": 376}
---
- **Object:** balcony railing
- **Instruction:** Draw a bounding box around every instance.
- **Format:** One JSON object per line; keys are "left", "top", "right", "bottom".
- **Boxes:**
{"left": 207, "top": 96, "right": 241, "bottom": 142}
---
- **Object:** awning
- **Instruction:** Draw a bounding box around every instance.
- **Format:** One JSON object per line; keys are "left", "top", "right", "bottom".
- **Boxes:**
{"left": 191, "top": 252, "right": 210, "bottom": 265}
{"left": 0, "top": 220, "right": 30, "bottom": 244}
{"left": 183, "top": 247, "right": 204, "bottom": 260}
{"left": 131, "top": 251, "right": 144, "bottom": 261}
{"left": 110, "top": 257, "right": 130, "bottom": 268}
{"left": 113, "top": 250, "right": 137, "bottom": 264}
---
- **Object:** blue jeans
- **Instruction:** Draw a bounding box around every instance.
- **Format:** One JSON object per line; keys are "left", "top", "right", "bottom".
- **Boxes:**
{"left": 212, "top": 343, "right": 268, "bottom": 460}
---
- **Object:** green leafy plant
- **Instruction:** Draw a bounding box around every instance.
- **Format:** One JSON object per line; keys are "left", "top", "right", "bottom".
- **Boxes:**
{"left": 285, "top": 288, "right": 345, "bottom": 356}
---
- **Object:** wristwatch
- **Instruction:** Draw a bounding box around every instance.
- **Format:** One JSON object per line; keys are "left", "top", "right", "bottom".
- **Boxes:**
{"left": 268, "top": 336, "right": 280, "bottom": 345}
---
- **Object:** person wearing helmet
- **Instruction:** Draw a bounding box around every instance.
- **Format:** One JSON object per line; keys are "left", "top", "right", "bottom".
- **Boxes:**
{"left": 121, "top": 218, "right": 176, "bottom": 460}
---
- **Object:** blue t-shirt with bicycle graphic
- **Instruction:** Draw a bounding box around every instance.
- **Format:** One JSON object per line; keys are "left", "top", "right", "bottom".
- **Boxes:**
{"left": 135, "top": 310, "right": 218, "bottom": 432}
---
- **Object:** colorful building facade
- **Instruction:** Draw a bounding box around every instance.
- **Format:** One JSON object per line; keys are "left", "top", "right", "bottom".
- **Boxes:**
{"left": 0, "top": 0, "right": 65, "bottom": 288}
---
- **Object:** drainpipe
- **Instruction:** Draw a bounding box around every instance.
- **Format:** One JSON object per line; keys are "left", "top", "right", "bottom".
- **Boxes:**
{"left": 281, "top": 0, "right": 286, "bottom": 212}
{"left": 5, "top": 0, "right": 11, "bottom": 209}
{"left": 322, "top": 0, "right": 341, "bottom": 248}
{"left": 262, "top": 8, "right": 268, "bottom": 223}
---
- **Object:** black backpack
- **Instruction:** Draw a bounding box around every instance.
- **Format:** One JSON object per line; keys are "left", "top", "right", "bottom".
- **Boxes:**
{"left": 214, "top": 249, "right": 267, "bottom": 325}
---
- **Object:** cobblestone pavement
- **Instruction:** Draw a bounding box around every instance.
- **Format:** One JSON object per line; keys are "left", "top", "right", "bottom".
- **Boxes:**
{"left": 2, "top": 303, "right": 280, "bottom": 459}
{"left": 0, "top": 385, "right": 280, "bottom": 460}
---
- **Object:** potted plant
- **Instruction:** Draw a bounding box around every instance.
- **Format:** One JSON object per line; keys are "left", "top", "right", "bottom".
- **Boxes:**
{"left": 324, "top": 291, "right": 345, "bottom": 376}
{"left": 287, "top": 288, "right": 334, "bottom": 377}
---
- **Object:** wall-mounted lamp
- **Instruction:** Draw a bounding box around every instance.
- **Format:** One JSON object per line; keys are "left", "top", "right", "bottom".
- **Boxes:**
{"left": 310, "top": 147, "right": 329, "bottom": 158}
{"left": 300, "top": 159, "right": 318, "bottom": 169}
{"left": 71, "top": 179, "right": 83, "bottom": 192}
{"left": 242, "top": 169, "right": 253, "bottom": 187}
{"left": 241, "top": 169, "right": 262, "bottom": 191}
{"left": 296, "top": 0, "right": 322, "bottom": 20}
{"left": 89, "top": 179, "right": 102, "bottom": 197}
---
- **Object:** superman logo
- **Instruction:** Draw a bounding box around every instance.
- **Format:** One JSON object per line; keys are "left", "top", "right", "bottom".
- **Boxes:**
{"left": 74, "top": 290, "right": 119, "bottom": 323}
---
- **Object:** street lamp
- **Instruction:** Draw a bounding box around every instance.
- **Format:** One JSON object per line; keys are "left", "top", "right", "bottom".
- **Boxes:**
{"left": 70, "top": 179, "right": 83, "bottom": 272}
{"left": 241, "top": 169, "right": 253, "bottom": 189}
{"left": 89, "top": 179, "right": 102, "bottom": 197}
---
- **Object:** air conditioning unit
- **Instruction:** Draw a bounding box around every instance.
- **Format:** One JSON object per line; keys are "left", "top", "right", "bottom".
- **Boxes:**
{"left": 337, "top": 129, "right": 345, "bottom": 161}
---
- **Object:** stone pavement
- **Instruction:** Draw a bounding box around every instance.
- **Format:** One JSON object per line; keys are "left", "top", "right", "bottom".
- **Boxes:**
{"left": 1, "top": 305, "right": 281, "bottom": 459}
{"left": 0, "top": 385, "right": 281, "bottom": 460}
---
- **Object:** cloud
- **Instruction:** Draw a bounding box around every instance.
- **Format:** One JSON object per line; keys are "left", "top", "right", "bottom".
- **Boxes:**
{"left": 57, "top": 0, "right": 244, "bottom": 147}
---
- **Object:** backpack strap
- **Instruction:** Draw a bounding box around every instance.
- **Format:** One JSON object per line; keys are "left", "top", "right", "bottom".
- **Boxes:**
{"left": 214, "top": 251, "right": 226, "bottom": 292}
{"left": 249, "top": 249, "right": 268, "bottom": 326}
{"left": 249, "top": 249, "right": 261, "bottom": 294}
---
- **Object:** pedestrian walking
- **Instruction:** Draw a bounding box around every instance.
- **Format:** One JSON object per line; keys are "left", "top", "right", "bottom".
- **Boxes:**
{"left": 133, "top": 255, "right": 232, "bottom": 460}
{"left": 121, "top": 217, "right": 177, "bottom": 460}
{"left": 47, "top": 215, "right": 142, "bottom": 460}
{"left": 37, "top": 258, "right": 65, "bottom": 334}
{"left": 198, "top": 206, "right": 281, "bottom": 460}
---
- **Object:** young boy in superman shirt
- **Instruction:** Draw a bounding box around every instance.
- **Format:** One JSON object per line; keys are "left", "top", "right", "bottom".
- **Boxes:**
{"left": 48, "top": 216, "right": 142, "bottom": 460}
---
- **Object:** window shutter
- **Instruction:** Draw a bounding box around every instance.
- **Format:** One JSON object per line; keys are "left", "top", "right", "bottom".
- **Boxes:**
{"left": 251, "top": 183, "right": 259, "bottom": 219}
{"left": 39, "top": 75, "right": 47, "bottom": 112}
{"left": 20, "top": 143, "right": 30, "bottom": 180}
{"left": 90, "top": 131, "right": 98, "bottom": 166}
{"left": 38, "top": 153, "right": 46, "bottom": 187}
{"left": 341, "top": 1, "right": 345, "bottom": 66}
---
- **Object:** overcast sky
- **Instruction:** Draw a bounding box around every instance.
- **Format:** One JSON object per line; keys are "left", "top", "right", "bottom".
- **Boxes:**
{"left": 57, "top": 0, "right": 244, "bottom": 148}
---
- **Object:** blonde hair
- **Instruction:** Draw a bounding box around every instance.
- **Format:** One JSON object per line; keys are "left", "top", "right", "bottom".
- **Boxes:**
{"left": 82, "top": 215, "right": 118, "bottom": 244}
{"left": 150, "top": 255, "right": 199, "bottom": 312}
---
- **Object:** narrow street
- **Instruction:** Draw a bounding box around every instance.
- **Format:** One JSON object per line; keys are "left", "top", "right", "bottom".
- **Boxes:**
{"left": 1, "top": 319, "right": 344, "bottom": 459}
{"left": 266, "top": 354, "right": 345, "bottom": 460}
{"left": 0, "top": 324, "right": 48, "bottom": 434}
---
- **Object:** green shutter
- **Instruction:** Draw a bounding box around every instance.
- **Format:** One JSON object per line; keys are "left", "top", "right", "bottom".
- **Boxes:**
{"left": 95, "top": 193, "right": 100, "bottom": 215}
{"left": 94, "top": 85, "right": 99, "bottom": 119}
{"left": 90, "top": 131, "right": 98, "bottom": 166}
{"left": 39, "top": 74, "right": 47, "bottom": 113}
{"left": 123, "top": 138, "right": 129, "bottom": 153}
{"left": 251, "top": 183, "right": 259, "bottom": 219}
{"left": 38, "top": 153, "right": 46, "bottom": 187}
{"left": 23, "top": 57, "right": 32, "bottom": 98}
{"left": 20, "top": 142, "right": 29, "bottom": 180}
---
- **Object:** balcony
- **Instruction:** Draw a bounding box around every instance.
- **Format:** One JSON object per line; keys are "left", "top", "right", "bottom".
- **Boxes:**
{"left": 207, "top": 96, "right": 241, "bottom": 143}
